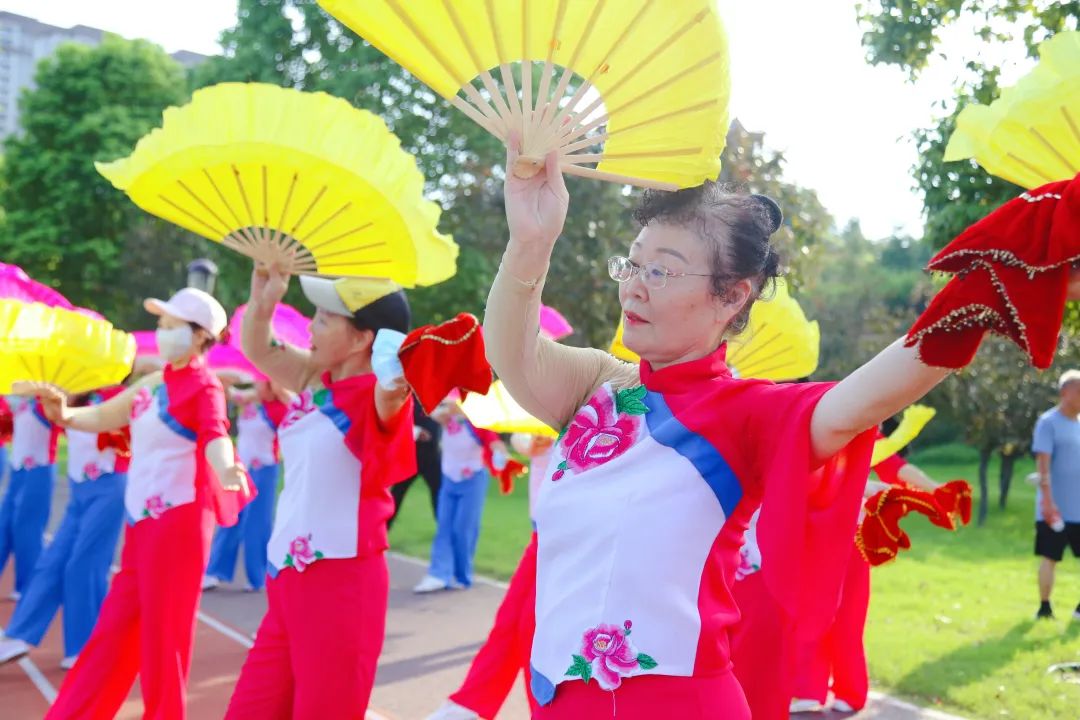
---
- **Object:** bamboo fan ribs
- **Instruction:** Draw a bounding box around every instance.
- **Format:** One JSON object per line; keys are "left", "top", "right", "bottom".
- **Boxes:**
{"left": 945, "top": 30, "right": 1080, "bottom": 188}
{"left": 318, "top": 0, "right": 731, "bottom": 191}
{"left": 97, "top": 83, "right": 458, "bottom": 285}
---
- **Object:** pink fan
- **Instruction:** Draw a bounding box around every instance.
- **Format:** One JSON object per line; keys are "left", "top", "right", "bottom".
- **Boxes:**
{"left": 540, "top": 305, "right": 573, "bottom": 342}
{"left": 75, "top": 307, "right": 106, "bottom": 321}
{"left": 208, "top": 343, "right": 259, "bottom": 383}
{"left": 0, "top": 263, "right": 73, "bottom": 308}
{"left": 228, "top": 303, "right": 311, "bottom": 350}
{"left": 132, "top": 331, "right": 159, "bottom": 358}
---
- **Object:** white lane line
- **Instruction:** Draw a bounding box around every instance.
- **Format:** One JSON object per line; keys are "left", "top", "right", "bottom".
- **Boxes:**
{"left": 867, "top": 690, "right": 969, "bottom": 719}
{"left": 387, "top": 551, "right": 509, "bottom": 590}
{"left": 196, "top": 611, "right": 254, "bottom": 649}
{"left": 18, "top": 656, "right": 57, "bottom": 702}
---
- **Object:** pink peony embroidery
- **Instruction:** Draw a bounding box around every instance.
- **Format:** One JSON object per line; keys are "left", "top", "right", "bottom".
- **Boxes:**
{"left": 240, "top": 404, "right": 259, "bottom": 420}
{"left": 142, "top": 494, "right": 171, "bottom": 520}
{"left": 566, "top": 620, "right": 657, "bottom": 690}
{"left": 284, "top": 533, "right": 324, "bottom": 572}
{"left": 279, "top": 392, "right": 316, "bottom": 431}
{"left": 553, "top": 387, "right": 647, "bottom": 481}
{"left": 735, "top": 548, "right": 761, "bottom": 581}
{"left": 21, "top": 456, "right": 36, "bottom": 470}
{"left": 446, "top": 417, "right": 463, "bottom": 435}
{"left": 250, "top": 459, "right": 263, "bottom": 471}
{"left": 83, "top": 462, "right": 102, "bottom": 481}
{"left": 130, "top": 387, "right": 153, "bottom": 420}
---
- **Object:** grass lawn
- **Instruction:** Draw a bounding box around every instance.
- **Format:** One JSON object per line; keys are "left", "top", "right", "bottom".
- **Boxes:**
{"left": 388, "top": 444, "right": 1080, "bottom": 718}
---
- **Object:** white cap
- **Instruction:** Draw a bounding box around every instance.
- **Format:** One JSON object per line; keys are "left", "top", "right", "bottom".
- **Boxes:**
{"left": 144, "top": 287, "right": 228, "bottom": 337}
{"left": 299, "top": 276, "right": 351, "bottom": 316}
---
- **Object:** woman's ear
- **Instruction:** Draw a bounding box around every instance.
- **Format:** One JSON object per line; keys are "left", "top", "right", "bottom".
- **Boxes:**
{"left": 349, "top": 326, "right": 376, "bottom": 355}
{"left": 724, "top": 278, "right": 754, "bottom": 316}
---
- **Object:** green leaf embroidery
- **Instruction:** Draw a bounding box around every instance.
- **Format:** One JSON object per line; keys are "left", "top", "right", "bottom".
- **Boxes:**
{"left": 283, "top": 554, "right": 294, "bottom": 568}
{"left": 636, "top": 653, "right": 657, "bottom": 670}
{"left": 141, "top": 509, "right": 150, "bottom": 518}
{"left": 565, "top": 654, "right": 592, "bottom": 683}
{"left": 313, "top": 388, "right": 329, "bottom": 407}
{"left": 556, "top": 425, "right": 569, "bottom": 444}
{"left": 314, "top": 551, "right": 324, "bottom": 560}
{"left": 615, "top": 385, "right": 649, "bottom": 416}
{"left": 557, "top": 460, "right": 568, "bottom": 471}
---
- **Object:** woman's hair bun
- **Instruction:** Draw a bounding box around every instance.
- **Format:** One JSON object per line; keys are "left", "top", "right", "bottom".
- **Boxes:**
{"left": 750, "top": 194, "right": 783, "bottom": 234}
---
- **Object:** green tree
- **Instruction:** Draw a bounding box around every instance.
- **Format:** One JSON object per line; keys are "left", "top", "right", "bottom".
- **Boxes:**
{"left": 0, "top": 36, "right": 188, "bottom": 319}
{"left": 857, "top": 3, "right": 1077, "bottom": 249}
{"left": 719, "top": 120, "right": 834, "bottom": 286}
{"left": 857, "top": 0, "right": 1079, "bottom": 79}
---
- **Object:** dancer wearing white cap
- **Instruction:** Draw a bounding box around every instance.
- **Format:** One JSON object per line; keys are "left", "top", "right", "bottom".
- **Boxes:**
{"left": 40, "top": 287, "right": 251, "bottom": 720}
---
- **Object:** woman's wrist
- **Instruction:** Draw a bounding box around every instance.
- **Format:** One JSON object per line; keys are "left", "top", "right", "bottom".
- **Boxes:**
{"left": 501, "top": 238, "right": 551, "bottom": 287}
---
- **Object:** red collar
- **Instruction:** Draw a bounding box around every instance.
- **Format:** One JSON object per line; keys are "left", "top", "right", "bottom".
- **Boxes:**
{"left": 640, "top": 344, "right": 732, "bottom": 394}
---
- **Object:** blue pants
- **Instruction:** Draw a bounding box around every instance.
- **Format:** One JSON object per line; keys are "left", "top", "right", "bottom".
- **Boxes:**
{"left": 6, "top": 473, "right": 126, "bottom": 656}
{"left": 0, "top": 464, "right": 56, "bottom": 595}
{"left": 205, "top": 463, "right": 278, "bottom": 590}
{"left": 428, "top": 472, "right": 489, "bottom": 587}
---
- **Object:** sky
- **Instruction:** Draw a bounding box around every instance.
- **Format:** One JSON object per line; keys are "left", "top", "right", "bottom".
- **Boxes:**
{"left": 0, "top": 0, "right": 1037, "bottom": 240}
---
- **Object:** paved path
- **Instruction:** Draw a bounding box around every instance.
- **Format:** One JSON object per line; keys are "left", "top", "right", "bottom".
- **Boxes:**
{"left": 0, "top": 478, "right": 969, "bottom": 719}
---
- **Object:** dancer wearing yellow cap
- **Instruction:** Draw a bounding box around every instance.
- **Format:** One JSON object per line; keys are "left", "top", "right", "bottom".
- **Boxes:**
{"left": 226, "top": 265, "right": 416, "bottom": 719}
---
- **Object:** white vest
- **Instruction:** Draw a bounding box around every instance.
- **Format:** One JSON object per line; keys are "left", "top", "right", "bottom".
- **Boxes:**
{"left": 125, "top": 384, "right": 197, "bottom": 523}
{"left": 66, "top": 429, "right": 117, "bottom": 483}
{"left": 266, "top": 389, "right": 362, "bottom": 575}
{"left": 531, "top": 383, "right": 739, "bottom": 696}
{"left": 10, "top": 397, "right": 53, "bottom": 470}
{"left": 441, "top": 417, "right": 484, "bottom": 482}
{"left": 236, "top": 403, "right": 278, "bottom": 469}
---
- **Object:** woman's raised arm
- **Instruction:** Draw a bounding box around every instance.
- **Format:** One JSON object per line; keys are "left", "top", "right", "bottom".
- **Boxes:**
{"left": 485, "top": 141, "right": 631, "bottom": 430}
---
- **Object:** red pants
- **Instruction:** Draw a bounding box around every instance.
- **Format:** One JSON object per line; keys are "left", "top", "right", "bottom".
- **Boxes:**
{"left": 730, "top": 572, "right": 796, "bottom": 720}
{"left": 45, "top": 501, "right": 214, "bottom": 720}
{"left": 534, "top": 671, "right": 749, "bottom": 719}
{"left": 793, "top": 550, "right": 871, "bottom": 709}
{"left": 450, "top": 533, "right": 538, "bottom": 719}
{"left": 225, "top": 553, "right": 389, "bottom": 720}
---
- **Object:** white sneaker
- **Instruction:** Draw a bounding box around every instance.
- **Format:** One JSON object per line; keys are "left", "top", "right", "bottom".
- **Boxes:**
{"left": 59, "top": 655, "right": 78, "bottom": 670}
{"left": 201, "top": 575, "right": 221, "bottom": 591}
{"left": 413, "top": 575, "right": 450, "bottom": 594}
{"left": 448, "top": 579, "right": 467, "bottom": 590}
{"left": 789, "top": 698, "right": 823, "bottom": 713}
{"left": 0, "top": 638, "right": 31, "bottom": 665}
{"left": 832, "top": 699, "right": 857, "bottom": 713}
{"left": 424, "top": 700, "right": 480, "bottom": 720}
{"left": 6, "top": 591, "right": 20, "bottom": 601}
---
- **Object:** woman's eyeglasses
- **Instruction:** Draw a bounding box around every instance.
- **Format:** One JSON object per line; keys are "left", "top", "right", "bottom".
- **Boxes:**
{"left": 607, "top": 255, "right": 713, "bottom": 290}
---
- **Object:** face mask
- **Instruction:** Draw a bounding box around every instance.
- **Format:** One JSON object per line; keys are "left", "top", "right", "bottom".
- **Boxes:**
{"left": 156, "top": 325, "right": 195, "bottom": 362}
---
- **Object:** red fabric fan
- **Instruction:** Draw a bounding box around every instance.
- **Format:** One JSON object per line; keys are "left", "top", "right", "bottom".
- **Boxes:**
{"left": 400, "top": 313, "right": 493, "bottom": 414}
{"left": 0, "top": 396, "right": 12, "bottom": 446}
{"left": 856, "top": 486, "right": 952, "bottom": 567}
{"left": 933, "top": 479, "right": 973, "bottom": 527}
{"left": 906, "top": 174, "right": 1080, "bottom": 369}
{"left": 97, "top": 427, "right": 132, "bottom": 459}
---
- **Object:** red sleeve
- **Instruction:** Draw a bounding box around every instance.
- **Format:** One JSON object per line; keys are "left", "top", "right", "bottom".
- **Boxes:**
{"left": 872, "top": 453, "right": 908, "bottom": 485}
{"left": 0, "top": 397, "right": 11, "bottom": 446}
{"left": 745, "top": 382, "right": 876, "bottom": 639}
{"left": 341, "top": 379, "right": 417, "bottom": 490}
{"left": 193, "top": 375, "right": 230, "bottom": 445}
